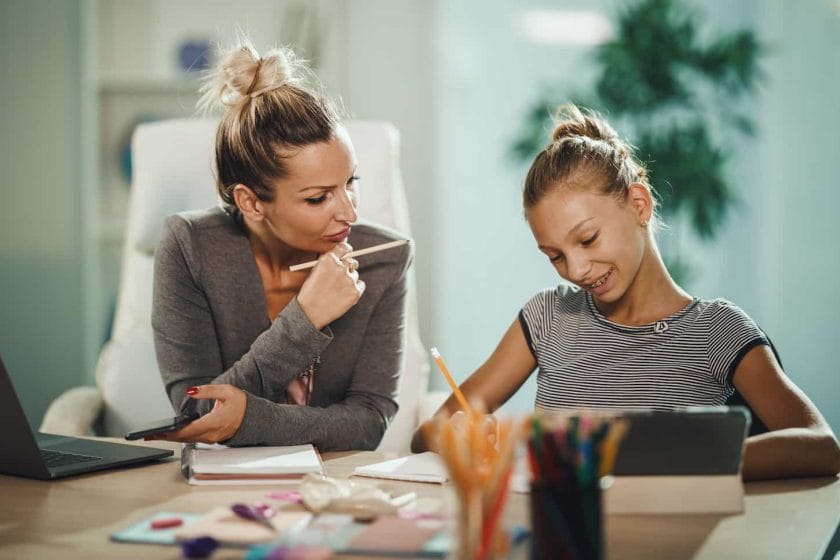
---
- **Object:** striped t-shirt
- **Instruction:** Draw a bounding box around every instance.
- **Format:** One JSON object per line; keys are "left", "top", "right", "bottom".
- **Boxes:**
{"left": 519, "top": 285, "right": 769, "bottom": 411}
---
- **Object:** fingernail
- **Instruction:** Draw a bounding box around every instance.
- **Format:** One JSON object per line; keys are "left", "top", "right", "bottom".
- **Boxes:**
{"left": 186, "top": 386, "right": 199, "bottom": 395}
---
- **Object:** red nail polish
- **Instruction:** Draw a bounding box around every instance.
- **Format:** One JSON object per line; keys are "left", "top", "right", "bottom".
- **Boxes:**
{"left": 186, "top": 386, "right": 199, "bottom": 395}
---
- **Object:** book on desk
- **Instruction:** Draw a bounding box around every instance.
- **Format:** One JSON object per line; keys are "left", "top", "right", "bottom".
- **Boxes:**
{"left": 180, "top": 443, "right": 324, "bottom": 485}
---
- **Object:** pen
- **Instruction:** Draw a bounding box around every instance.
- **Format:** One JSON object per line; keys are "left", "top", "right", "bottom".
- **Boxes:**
{"left": 430, "top": 347, "right": 475, "bottom": 416}
{"left": 289, "top": 239, "right": 408, "bottom": 271}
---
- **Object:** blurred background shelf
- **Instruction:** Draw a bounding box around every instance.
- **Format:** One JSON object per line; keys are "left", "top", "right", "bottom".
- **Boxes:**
{"left": 98, "top": 76, "right": 203, "bottom": 94}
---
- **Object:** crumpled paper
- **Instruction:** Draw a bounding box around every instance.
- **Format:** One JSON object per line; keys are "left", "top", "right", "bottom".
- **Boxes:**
{"left": 298, "top": 473, "right": 416, "bottom": 521}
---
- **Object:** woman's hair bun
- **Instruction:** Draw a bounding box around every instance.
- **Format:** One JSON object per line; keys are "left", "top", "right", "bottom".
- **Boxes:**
{"left": 199, "top": 42, "right": 304, "bottom": 111}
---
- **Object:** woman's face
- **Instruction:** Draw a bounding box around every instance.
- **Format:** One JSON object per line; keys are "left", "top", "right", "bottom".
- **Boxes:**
{"left": 526, "top": 186, "right": 648, "bottom": 305}
{"left": 259, "top": 126, "right": 359, "bottom": 253}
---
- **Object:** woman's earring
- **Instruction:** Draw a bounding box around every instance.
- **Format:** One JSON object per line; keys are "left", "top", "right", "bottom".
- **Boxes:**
{"left": 641, "top": 220, "right": 649, "bottom": 227}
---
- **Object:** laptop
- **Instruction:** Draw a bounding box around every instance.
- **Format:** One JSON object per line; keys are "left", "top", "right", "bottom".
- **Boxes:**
{"left": 0, "top": 355, "right": 173, "bottom": 480}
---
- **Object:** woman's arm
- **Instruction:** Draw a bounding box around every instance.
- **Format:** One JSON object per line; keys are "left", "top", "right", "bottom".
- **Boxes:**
{"left": 734, "top": 345, "right": 840, "bottom": 480}
{"left": 152, "top": 216, "right": 332, "bottom": 416}
{"left": 411, "top": 318, "right": 537, "bottom": 452}
{"left": 224, "top": 242, "right": 413, "bottom": 451}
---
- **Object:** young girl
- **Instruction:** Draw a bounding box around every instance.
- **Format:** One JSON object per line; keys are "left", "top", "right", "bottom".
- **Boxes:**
{"left": 413, "top": 104, "right": 840, "bottom": 480}
{"left": 149, "top": 41, "right": 412, "bottom": 451}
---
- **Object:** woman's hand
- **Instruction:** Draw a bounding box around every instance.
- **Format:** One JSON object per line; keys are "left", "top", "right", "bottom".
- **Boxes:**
{"left": 297, "top": 242, "right": 365, "bottom": 330}
{"left": 147, "top": 384, "right": 247, "bottom": 444}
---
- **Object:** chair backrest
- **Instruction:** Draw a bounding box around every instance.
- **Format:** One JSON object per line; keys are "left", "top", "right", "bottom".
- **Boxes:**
{"left": 99, "top": 118, "right": 428, "bottom": 453}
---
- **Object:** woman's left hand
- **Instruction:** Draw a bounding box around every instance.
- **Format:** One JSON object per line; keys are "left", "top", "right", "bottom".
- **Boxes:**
{"left": 147, "top": 384, "right": 247, "bottom": 444}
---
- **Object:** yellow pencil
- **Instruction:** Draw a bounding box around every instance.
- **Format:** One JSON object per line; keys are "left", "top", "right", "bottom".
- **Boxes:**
{"left": 430, "top": 347, "right": 475, "bottom": 416}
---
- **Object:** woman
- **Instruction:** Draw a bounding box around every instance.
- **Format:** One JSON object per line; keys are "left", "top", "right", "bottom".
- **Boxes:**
{"left": 150, "top": 41, "right": 412, "bottom": 451}
{"left": 413, "top": 104, "right": 840, "bottom": 480}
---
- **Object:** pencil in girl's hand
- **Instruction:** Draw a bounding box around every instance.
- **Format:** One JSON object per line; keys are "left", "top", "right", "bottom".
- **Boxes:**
{"left": 430, "top": 347, "right": 475, "bottom": 416}
{"left": 289, "top": 239, "right": 408, "bottom": 271}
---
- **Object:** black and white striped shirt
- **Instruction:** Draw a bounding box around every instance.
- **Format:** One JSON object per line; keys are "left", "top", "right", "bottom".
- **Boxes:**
{"left": 519, "top": 285, "right": 769, "bottom": 411}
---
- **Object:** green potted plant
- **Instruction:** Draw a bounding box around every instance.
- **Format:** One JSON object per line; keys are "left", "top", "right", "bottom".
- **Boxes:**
{"left": 511, "top": 0, "right": 765, "bottom": 282}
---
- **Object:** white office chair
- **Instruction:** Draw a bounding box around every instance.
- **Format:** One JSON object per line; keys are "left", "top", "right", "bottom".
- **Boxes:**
{"left": 41, "top": 118, "right": 444, "bottom": 453}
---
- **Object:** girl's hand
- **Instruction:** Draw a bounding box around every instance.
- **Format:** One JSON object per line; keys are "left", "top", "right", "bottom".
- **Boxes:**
{"left": 297, "top": 242, "right": 365, "bottom": 329}
{"left": 147, "top": 384, "right": 247, "bottom": 444}
{"left": 449, "top": 410, "right": 499, "bottom": 449}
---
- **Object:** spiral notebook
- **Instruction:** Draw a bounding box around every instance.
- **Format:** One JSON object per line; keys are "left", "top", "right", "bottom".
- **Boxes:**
{"left": 352, "top": 452, "right": 448, "bottom": 484}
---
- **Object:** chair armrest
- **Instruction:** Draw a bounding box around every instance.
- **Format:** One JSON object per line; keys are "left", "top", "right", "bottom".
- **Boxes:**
{"left": 39, "top": 386, "right": 104, "bottom": 436}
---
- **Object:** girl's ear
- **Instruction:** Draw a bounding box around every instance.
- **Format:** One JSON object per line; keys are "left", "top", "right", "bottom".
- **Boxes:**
{"left": 628, "top": 182, "right": 653, "bottom": 225}
{"left": 232, "top": 184, "right": 264, "bottom": 221}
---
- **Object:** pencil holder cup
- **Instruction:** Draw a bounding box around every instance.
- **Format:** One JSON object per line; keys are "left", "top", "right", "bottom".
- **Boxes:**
{"left": 528, "top": 476, "right": 607, "bottom": 560}
{"left": 525, "top": 413, "right": 628, "bottom": 560}
{"left": 452, "top": 485, "right": 508, "bottom": 560}
{"left": 429, "top": 413, "right": 525, "bottom": 560}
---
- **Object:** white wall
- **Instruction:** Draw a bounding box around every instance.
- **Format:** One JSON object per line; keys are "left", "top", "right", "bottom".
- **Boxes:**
{"left": 0, "top": 0, "right": 85, "bottom": 425}
{"left": 336, "top": 0, "right": 437, "bottom": 350}
{"left": 687, "top": 0, "right": 840, "bottom": 431}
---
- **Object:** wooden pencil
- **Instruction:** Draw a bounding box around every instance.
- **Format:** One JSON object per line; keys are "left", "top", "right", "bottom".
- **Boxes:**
{"left": 289, "top": 239, "right": 408, "bottom": 271}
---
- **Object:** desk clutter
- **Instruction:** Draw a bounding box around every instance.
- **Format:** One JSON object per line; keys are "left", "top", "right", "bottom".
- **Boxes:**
{"left": 112, "top": 507, "right": 449, "bottom": 558}
{"left": 111, "top": 451, "right": 528, "bottom": 559}
{"left": 109, "top": 407, "right": 749, "bottom": 559}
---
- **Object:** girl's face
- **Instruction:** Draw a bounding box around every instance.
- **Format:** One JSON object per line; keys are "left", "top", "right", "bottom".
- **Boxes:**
{"left": 526, "top": 185, "right": 650, "bottom": 305}
{"left": 258, "top": 126, "right": 360, "bottom": 254}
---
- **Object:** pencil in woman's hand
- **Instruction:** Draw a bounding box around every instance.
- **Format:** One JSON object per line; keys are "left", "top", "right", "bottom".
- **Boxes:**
{"left": 289, "top": 239, "right": 408, "bottom": 271}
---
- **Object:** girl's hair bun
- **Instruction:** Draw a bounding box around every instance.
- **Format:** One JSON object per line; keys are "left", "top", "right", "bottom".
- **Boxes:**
{"left": 550, "top": 103, "right": 622, "bottom": 153}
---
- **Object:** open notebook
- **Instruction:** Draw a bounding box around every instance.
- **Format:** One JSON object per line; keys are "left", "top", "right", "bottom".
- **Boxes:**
{"left": 182, "top": 443, "right": 324, "bottom": 485}
{"left": 352, "top": 451, "right": 448, "bottom": 483}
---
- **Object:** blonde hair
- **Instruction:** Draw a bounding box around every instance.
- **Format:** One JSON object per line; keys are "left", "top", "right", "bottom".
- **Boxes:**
{"left": 523, "top": 104, "right": 656, "bottom": 223}
{"left": 199, "top": 41, "right": 339, "bottom": 206}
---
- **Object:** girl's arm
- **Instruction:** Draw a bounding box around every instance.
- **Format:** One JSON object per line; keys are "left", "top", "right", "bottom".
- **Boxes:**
{"left": 734, "top": 345, "right": 840, "bottom": 480}
{"left": 411, "top": 318, "right": 537, "bottom": 452}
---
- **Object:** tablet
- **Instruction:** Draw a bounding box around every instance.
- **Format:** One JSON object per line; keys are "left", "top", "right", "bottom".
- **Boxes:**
{"left": 612, "top": 406, "right": 751, "bottom": 476}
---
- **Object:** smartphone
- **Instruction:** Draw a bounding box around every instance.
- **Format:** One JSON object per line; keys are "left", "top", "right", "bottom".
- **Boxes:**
{"left": 124, "top": 411, "right": 200, "bottom": 440}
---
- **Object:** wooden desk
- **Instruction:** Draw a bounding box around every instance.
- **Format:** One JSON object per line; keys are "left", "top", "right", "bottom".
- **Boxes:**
{"left": 0, "top": 442, "right": 837, "bottom": 559}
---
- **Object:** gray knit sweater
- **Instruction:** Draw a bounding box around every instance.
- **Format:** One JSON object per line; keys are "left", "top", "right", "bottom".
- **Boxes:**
{"left": 151, "top": 207, "right": 411, "bottom": 451}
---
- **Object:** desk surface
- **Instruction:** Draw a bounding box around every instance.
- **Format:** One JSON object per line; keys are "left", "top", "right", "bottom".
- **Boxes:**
{"left": 0, "top": 441, "right": 837, "bottom": 560}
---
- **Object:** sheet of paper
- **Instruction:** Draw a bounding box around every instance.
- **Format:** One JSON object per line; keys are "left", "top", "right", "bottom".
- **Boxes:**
{"left": 352, "top": 452, "right": 448, "bottom": 484}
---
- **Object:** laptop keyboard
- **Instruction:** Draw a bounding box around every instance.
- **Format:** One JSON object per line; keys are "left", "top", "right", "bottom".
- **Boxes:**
{"left": 41, "top": 448, "right": 101, "bottom": 468}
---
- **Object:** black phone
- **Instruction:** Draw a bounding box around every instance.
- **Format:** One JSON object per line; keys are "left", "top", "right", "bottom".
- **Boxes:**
{"left": 124, "top": 411, "right": 200, "bottom": 440}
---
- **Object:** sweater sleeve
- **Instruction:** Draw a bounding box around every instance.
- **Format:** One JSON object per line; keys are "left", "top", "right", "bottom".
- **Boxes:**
{"left": 151, "top": 215, "right": 333, "bottom": 416}
{"left": 225, "top": 241, "right": 413, "bottom": 451}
